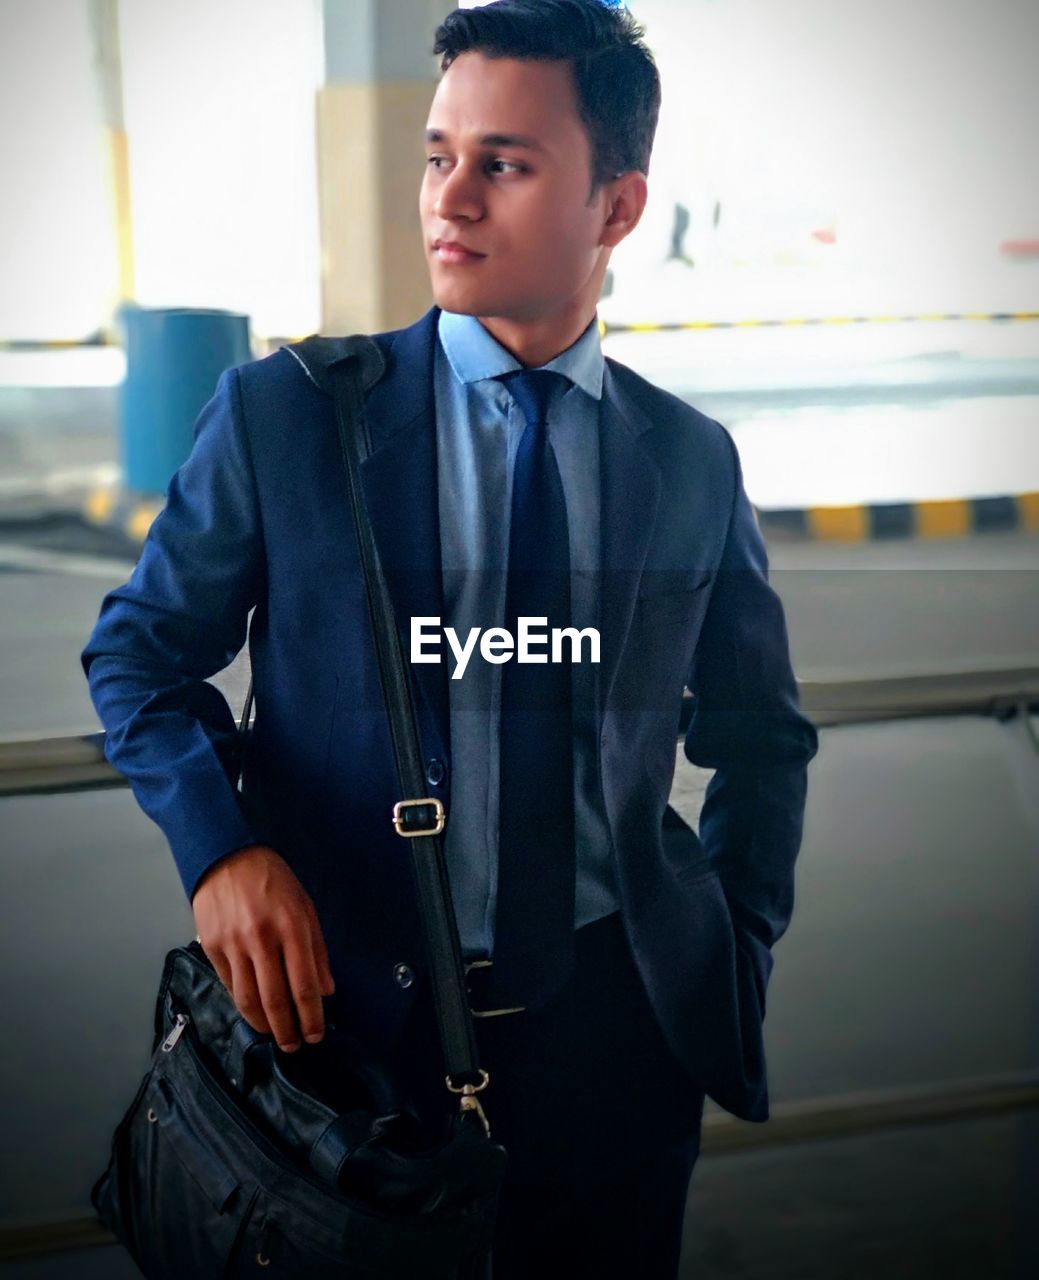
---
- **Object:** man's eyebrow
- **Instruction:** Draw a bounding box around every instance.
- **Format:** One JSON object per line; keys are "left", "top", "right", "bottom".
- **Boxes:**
{"left": 425, "top": 128, "right": 544, "bottom": 152}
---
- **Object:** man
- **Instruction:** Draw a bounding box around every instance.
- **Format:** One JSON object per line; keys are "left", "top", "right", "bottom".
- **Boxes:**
{"left": 83, "top": 1, "right": 818, "bottom": 1274}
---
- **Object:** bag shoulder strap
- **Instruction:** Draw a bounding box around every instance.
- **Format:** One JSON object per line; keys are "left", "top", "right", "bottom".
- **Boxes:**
{"left": 276, "top": 334, "right": 488, "bottom": 1103}
{"left": 281, "top": 333, "right": 387, "bottom": 396}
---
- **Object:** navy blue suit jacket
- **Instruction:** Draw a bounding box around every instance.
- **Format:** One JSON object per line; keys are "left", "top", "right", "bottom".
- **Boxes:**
{"left": 83, "top": 305, "right": 818, "bottom": 1123}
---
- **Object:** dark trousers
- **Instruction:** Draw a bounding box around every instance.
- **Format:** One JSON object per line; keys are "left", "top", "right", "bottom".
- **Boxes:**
{"left": 403, "top": 911, "right": 707, "bottom": 1279}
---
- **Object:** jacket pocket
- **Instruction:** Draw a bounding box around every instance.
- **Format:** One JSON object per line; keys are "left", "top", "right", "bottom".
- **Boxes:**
{"left": 636, "top": 568, "right": 712, "bottom": 598}
{"left": 634, "top": 577, "right": 711, "bottom": 703}
{"left": 676, "top": 865, "right": 736, "bottom": 941}
{"left": 674, "top": 855, "right": 715, "bottom": 887}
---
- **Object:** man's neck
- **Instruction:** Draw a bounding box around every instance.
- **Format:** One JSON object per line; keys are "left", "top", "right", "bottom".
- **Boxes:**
{"left": 476, "top": 306, "right": 597, "bottom": 369}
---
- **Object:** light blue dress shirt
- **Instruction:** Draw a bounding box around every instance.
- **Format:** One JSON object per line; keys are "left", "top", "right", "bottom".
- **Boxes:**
{"left": 433, "top": 309, "right": 621, "bottom": 960}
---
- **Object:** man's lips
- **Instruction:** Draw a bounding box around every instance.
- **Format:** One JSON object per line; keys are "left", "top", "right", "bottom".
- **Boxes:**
{"left": 432, "top": 239, "right": 486, "bottom": 263}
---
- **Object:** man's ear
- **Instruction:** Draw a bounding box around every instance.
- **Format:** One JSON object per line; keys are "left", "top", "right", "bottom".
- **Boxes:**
{"left": 600, "top": 172, "right": 649, "bottom": 249}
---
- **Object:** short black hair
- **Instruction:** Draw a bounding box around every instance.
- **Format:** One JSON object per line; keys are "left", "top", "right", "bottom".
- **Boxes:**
{"left": 433, "top": 0, "right": 661, "bottom": 195}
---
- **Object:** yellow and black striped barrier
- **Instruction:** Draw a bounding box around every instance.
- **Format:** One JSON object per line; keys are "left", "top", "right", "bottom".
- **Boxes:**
{"left": 6, "top": 311, "right": 1037, "bottom": 351}
{"left": 84, "top": 483, "right": 1039, "bottom": 548}
{"left": 600, "top": 311, "right": 1039, "bottom": 336}
{"left": 83, "top": 486, "right": 164, "bottom": 545}
{"left": 0, "top": 337, "right": 115, "bottom": 351}
{"left": 757, "top": 492, "right": 1039, "bottom": 542}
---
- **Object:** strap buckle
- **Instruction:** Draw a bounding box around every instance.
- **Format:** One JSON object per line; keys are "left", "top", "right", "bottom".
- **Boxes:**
{"left": 392, "top": 797, "right": 446, "bottom": 838}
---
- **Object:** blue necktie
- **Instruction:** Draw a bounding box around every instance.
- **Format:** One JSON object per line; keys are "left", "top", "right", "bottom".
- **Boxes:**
{"left": 492, "top": 368, "right": 576, "bottom": 1011}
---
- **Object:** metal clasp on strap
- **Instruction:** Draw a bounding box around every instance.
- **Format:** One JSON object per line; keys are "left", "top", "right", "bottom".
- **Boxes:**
{"left": 391, "top": 797, "right": 445, "bottom": 837}
{"left": 446, "top": 1068, "right": 492, "bottom": 1136}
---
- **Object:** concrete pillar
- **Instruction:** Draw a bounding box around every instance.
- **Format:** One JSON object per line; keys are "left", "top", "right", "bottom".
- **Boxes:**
{"left": 318, "top": 0, "right": 452, "bottom": 333}
{"left": 86, "top": 0, "right": 135, "bottom": 321}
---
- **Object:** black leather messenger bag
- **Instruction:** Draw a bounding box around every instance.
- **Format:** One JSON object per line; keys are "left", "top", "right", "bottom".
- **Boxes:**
{"left": 91, "top": 336, "right": 507, "bottom": 1278}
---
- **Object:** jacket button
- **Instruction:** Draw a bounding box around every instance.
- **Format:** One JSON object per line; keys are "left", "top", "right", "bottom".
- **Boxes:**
{"left": 426, "top": 758, "right": 445, "bottom": 787}
{"left": 393, "top": 962, "right": 415, "bottom": 989}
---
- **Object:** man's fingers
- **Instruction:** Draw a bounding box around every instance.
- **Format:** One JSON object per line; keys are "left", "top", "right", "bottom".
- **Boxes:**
{"left": 228, "top": 952, "right": 271, "bottom": 1037}
{"left": 305, "top": 900, "right": 336, "bottom": 996}
{"left": 252, "top": 946, "right": 300, "bottom": 1052}
{"left": 283, "top": 923, "right": 326, "bottom": 1045}
{"left": 192, "top": 847, "right": 333, "bottom": 1051}
{"left": 206, "top": 946, "right": 234, "bottom": 998}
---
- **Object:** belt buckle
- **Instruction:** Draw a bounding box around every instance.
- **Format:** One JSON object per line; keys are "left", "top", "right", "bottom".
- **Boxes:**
{"left": 464, "top": 959, "right": 526, "bottom": 1019}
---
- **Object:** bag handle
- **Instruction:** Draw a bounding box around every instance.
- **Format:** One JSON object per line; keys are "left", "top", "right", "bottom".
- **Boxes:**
{"left": 234, "top": 336, "right": 489, "bottom": 1122}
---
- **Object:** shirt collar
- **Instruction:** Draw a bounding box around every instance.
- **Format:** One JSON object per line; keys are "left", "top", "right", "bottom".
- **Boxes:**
{"left": 438, "top": 308, "right": 604, "bottom": 402}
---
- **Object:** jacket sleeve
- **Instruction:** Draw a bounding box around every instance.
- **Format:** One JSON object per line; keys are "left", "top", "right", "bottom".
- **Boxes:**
{"left": 81, "top": 366, "right": 266, "bottom": 902}
{"left": 684, "top": 428, "right": 819, "bottom": 1003}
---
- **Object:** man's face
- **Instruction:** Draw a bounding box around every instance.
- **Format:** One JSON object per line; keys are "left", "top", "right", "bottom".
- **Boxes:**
{"left": 420, "top": 52, "right": 612, "bottom": 322}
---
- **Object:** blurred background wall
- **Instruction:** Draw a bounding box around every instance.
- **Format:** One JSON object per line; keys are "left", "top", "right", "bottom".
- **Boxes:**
{"left": 1, "top": 0, "right": 325, "bottom": 340}
{"left": 620, "top": 0, "right": 1038, "bottom": 313}
{"left": 2, "top": 0, "right": 1036, "bottom": 342}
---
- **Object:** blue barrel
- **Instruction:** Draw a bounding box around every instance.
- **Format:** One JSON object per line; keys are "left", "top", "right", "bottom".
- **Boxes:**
{"left": 119, "top": 306, "right": 252, "bottom": 495}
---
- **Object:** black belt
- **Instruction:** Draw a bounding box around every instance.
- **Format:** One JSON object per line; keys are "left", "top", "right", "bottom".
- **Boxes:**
{"left": 464, "top": 912, "right": 625, "bottom": 1019}
{"left": 464, "top": 959, "right": 527, "bottom": 1019}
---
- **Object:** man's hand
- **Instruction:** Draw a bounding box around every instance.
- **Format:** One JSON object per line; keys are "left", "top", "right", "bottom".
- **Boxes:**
{"left": 192, "top": 845, "right": 335, "bottom": 1052}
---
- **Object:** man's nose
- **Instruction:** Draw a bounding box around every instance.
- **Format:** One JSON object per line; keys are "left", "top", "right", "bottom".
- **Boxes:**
{"left": 434, "top": 162, "right": 484, "bottom": 221}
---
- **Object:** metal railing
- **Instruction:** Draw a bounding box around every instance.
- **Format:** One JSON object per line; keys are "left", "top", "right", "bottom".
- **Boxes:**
{"left": 2, "top": 666, "right": 1038, "bottom": 798}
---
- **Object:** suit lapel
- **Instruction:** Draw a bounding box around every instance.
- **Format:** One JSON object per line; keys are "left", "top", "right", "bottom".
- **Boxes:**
{"left": 596, "top": 359, "right": 662, "bottom": 724}
{"left": 355, "top": 319, "right": 663, "bottom": 748}
{"left": 358, "top": 306, "right": 450, "bottom": 750}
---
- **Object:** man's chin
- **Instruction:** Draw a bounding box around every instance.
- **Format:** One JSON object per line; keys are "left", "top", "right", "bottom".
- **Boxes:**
{"left": 436, "top": 301, "right": 483, "bottom": 317}
{"left": 429, "top": 283, "right": 485, "bottom": 317}
{"left": 430, "top": 284, "right": 537, "bottom": 322}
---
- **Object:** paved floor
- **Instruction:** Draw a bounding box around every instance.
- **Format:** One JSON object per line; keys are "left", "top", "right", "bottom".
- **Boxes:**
{"left": 682, "top": 1109, "right": 1039, "bottom": 1280}
{"left": 3, "top": 1108, "right": 1036, "bottom": 1279}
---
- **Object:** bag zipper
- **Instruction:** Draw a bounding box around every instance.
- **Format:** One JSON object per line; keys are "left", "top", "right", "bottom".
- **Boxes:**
{"left": 161, "top": 1013, "right": 188, "bottom": 1053}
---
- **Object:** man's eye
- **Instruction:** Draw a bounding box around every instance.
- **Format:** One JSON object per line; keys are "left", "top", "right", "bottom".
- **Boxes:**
{"left": 424, "top": 155, "right": 525, "bottom": 175}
